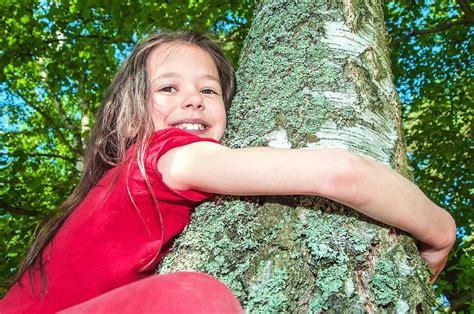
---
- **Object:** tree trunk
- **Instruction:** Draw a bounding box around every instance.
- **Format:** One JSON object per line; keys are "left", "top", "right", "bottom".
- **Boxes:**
{"left": 159, "top": 0, "right": 435, "bottom": 312}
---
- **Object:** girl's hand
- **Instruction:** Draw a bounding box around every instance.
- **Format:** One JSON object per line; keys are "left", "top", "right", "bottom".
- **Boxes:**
{"left": 419, "top": 241, "right": 454, "bottom": 284}
{"left": 418, "top": 213, "right": 456, "bottom": 284}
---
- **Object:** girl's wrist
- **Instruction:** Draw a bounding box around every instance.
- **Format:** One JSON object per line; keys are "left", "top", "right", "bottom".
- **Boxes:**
{"left": 423, "top": 207, "right": 456, "bottom": 250}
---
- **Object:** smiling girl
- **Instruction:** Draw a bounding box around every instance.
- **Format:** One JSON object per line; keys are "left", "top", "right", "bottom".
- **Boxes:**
{"left": 0, "top": 31, "right": 456, "bottom": 313}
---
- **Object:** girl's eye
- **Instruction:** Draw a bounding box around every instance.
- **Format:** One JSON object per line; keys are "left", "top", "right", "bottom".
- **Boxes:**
{"left": 201, "top": 88, "right": 217, "bottom": 95}
{"left": 160, "top": 86, "right": 177, "bottom": 93}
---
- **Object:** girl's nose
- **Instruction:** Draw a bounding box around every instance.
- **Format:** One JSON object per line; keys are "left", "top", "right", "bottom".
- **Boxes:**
{"left": 182, "top": 91, "right": 205, "bottom": 110}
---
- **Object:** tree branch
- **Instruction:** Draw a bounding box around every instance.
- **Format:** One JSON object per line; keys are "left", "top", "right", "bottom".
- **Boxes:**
{"left": 456, "top": 0, "right": 474, "bottom": 22}
{"left": 391, "top": 18, "right": 472, "bottom": 45}
{"left": 4, "top": 82, "right": 80, "bottom": 157}
{"left": 449, "top": 284, "right": 474, "bottom": 312}
{"left": 0, "top": 201, "right": 41, "bottom": 217}
{"left": 1, "top": 151, "right": 77, "bottom": 165}
{"left": 41, "top": 34, "right": 114, "bottom": 45}
{"left": 50, "top": 96, "right": 83, "bottom": 155}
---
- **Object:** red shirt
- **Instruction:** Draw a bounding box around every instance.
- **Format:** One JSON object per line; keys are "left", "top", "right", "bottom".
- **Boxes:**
{"left": 0, "top": 128, "right": 221, "bottom": 313}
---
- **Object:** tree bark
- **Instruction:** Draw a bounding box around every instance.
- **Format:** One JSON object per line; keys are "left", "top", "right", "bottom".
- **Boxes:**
{"left": 159, "top": 0, "right": 435, "bottom": 312}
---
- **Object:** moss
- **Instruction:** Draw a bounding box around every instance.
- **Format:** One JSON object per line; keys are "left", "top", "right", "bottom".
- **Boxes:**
{"left": 274, "top": 112, "right": 287, "bottom": 128}
{"left": 297, "top": 209, "right": 375, "bottom": 268}
{"left": 225, "top": 1, "right": 335, "bottom": 149}
{"left": 309, "top": 264, "right": 348, "bottom": 312}
{"left": 158, "top": 198, "right": 261, "bottom": 298}
{"left": 245, "top": 263, "right": 289, "bottom": 312}
{"left": 306, "top": 133, "right": 320, "bottom": 143}
{"left": 369, "top": 258, "right": 400, "bottom": 305}
{"left": 359, "top": 48, "right": 384, "bottom": 82}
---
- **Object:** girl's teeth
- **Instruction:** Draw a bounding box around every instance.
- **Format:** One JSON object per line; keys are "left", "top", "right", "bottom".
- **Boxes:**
{"left": 176, "top": 123, "right": 205, "bottom": 131}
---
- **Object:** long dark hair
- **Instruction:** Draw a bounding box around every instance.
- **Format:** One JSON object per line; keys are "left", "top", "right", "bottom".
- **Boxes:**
{"left": 13, "top": 30, "right": 236, "bottom": 291}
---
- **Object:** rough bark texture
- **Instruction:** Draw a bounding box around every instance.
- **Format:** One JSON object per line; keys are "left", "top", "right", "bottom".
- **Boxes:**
{"left": 158, "top": 0, "right": 435, "bottom": 312}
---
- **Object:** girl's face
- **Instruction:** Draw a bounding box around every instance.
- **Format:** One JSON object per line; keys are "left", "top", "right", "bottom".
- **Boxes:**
{"left": 147, "top": 43, "right": 227, "bottom": 141}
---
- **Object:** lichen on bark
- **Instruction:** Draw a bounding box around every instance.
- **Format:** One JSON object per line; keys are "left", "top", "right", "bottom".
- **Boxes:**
{"left": 158, "top": 0, "right": 436, "bottom": 312}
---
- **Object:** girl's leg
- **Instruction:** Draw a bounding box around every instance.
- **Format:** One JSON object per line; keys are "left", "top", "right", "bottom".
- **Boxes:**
{"left": 59, "top": 272, "right": 243, "bottom": 313}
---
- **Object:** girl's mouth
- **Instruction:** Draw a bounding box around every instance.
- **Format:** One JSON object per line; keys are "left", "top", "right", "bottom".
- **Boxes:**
{"left": 174, "top": 123, "right": 207, "bottom": 131}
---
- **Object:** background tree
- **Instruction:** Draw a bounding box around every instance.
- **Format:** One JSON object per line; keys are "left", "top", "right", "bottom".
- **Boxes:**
{"left": 1, "top": 0, "right": 471, "bottom": 310}
{"left": 386, "top": 1, "right": 473, "bottom": 311}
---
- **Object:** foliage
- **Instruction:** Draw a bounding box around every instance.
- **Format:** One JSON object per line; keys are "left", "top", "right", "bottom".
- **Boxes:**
{"left": 0, "top": 0, "right": 471, "bottom": 310}
{"left": 385, "top": 0, "right": 473, "bottom": 311}
{"left": 0, "top": 0, "right": 253, "bottom": 295}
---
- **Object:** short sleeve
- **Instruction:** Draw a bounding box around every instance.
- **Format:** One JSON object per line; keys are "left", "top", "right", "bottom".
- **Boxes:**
{"left": 143, "top": 128, "right": 223, "bottom": 203}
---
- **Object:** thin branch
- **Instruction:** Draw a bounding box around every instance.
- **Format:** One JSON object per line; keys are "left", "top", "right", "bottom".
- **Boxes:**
{"left": 0, "top": 277, "right": 14, "bottom": 290}
{"left": 456, "top": 0, "right": 474, "bottom": 21}
{"left": 42, "top": 34, "right": 114, "bottom": 45}
{"left": 1, "top": 152, "right": 77, "bottom": 165}
{"left": 391, "top": 18, "right": 472, "bottom": 45}
{"left": 0, "top": 201, "right": 41, "bottom": 217}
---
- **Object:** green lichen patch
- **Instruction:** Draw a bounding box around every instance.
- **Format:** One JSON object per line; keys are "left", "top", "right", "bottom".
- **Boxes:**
{"left": 309, "top": 264, "right": 349, "bottom": 312}
{"left": 369, "top": 258, "right": 400, "bottom": 305}
{"left": 224, "top": 1, "right": 340, "bottom": 149}
{"left": 159, "top": 196, "right": 318, "bottom": 310}
{"left": 297, "top": 209, "right": 375, "bottom": 269}
{"left": 245, "top": 263, "right": 289, "bottom": 313}
{"left": 365, "top": 236, "right": 435, "bottom": 310}
{"left": 158, "top": 198, "right": 262, "bottom": 298}
{"left": 397, "top": 234, "right": 437, "bottom": 310}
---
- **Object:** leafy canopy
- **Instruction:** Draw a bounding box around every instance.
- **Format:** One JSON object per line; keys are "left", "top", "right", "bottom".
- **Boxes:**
{"left": 386, "top": 0, "right": 473, "bottom": 311}
{"left": 0, "top": 0, "right": 252, "bottom": 294}
{"left": 1, "top": 0, "right": 472, "bottom": 310}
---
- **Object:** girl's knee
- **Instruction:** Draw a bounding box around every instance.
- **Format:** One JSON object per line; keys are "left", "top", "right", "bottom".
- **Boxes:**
{"left": 149, "top": 272, "right": 243, "bottom": 313}
{"left": 61, "top": 272, "right": 243, "bottom": 314}
{"left": 124, "top": 272, "right": 243, "bottom": 313}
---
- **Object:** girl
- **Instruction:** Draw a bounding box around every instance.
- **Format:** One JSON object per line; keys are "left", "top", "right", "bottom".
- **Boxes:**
{"left": 1, "top": 31, "right": 456, "bottom": 313}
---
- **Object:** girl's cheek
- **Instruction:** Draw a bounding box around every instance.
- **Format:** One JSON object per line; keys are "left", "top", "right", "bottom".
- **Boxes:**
{"left": 151, "top": 95, "right": 168, "bottom": 112}
{"left": 152, "top": 93, "right": 161, "bottom": 106}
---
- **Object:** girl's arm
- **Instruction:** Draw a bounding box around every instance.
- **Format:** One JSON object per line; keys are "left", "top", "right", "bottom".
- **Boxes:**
{"left": 159, "top": 142, "right": 456, "bottom": 282}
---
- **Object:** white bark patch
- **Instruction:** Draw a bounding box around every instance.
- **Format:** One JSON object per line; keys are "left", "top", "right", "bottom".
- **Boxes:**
{"left": 396, "top": 300, "right": 410, "bottom": 314}
{"left": 265, "top": 129, "right": 292, "bottom": 148}
{"left": 304, "top": 88, "right": 359, "bottom": 108}
{"left": 344, "top": 277, "right": 355, "bottom": 297}
{"left": 303, "top": 20, "right": 399, "bottom": 164}
{"left": 398, "top": 259, "right": 414, "bottom": 276}
{"left": 306, "top": 111, "right": 396, "bottom": 165}
{"left": 320, "top": 21, "right": 372, "bottom": 57}
{"left": 263, "top": 260, "right": 273, "bottom": 280}
{"left": 81, "top": 115, "right": 90, "bottom": 131}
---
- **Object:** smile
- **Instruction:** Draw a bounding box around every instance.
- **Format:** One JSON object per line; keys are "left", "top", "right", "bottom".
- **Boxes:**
{"left": 174, "top": 123, "right": 206, "bottom": 131}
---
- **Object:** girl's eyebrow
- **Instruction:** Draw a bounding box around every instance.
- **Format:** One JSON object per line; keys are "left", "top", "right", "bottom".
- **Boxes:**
{"left": 152, "top": 72, "right": 219, "bottom": 84}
